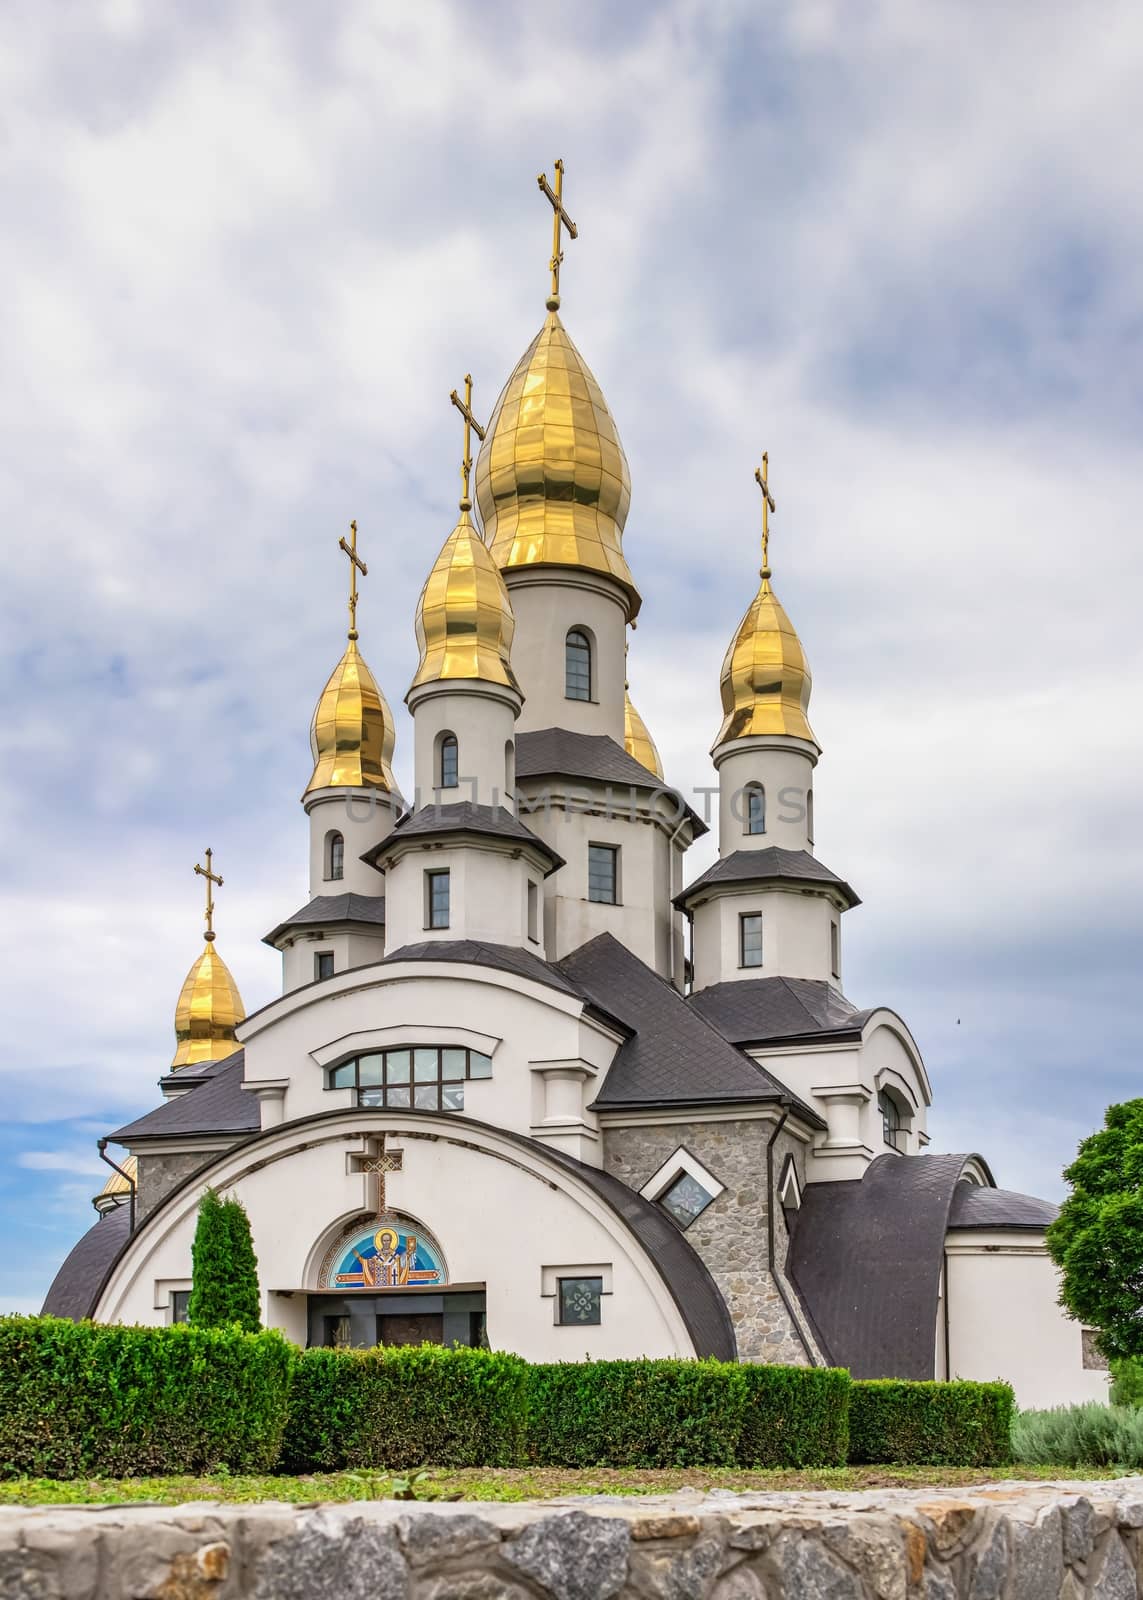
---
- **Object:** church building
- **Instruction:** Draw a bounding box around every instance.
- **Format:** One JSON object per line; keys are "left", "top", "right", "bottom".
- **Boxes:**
{"left": 44, "top": 164, "right": 1104, "bottom": 1411}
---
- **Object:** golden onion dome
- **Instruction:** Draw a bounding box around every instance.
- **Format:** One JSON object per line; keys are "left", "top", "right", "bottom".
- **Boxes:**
{"left": 474, "top": 311, "right": 640, "bottom": 619}
{"left": 716, "top": 572, "right": 817, "bottom": 749}
{"left": 172, "top": 940, "right": 245, "bottom": 1069}
{"left": 304, "top": 640, "right": 397, "bottom": 796}
{"left": 93, "top": 1153, "right": 137, "bottom": 1213}
{"left": 624, "top": 688, "right": 664, "bottom": 779}
{"left": 409, "top": 507, "right": 520, "bottom": 692}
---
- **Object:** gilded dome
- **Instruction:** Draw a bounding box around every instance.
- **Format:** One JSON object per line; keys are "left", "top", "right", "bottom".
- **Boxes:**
{"left": 93, "top": 1153, "right": 137, "bottom": 1213}
{"left": 409, "top": 508, "right": 520, "bottom": 692}
{"left": 304, "top": 640, "right": 397, "bottom": 796}
{"left": 716, "top": 573, "right": 818, "bottom": 749}
{"left": 474, "top": 312, "right": 640, "bottom": 619}
{"left": 624, "top": 689, "right": 664, "bottom": 779}
{"left": 171, "top": 941, "right": 245, "bottom": 1070}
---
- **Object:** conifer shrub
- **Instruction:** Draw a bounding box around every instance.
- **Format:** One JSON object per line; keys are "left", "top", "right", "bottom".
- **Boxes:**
{"left": 848, "top": 1378, "right": 1014, "bottom": 1466}
{"left": 0, "top": 1316, "right": 293, "bottom": 1478}
{"left": 280, "top": 1344, "right": 530, "bottom": 1471}
{"left": 188, "top": 1188, "right": 261, "bottom": 1333}
{"left": 737, "top": 1364, "right": 851, "bottom": 1467}
{"left": 525, "top": 1358, "right": 748, "bottom": 1468}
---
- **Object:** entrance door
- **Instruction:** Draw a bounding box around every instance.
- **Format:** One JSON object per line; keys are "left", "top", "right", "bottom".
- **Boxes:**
{"left": 378, "top": 1312, "right": 444, "bottom": 1346}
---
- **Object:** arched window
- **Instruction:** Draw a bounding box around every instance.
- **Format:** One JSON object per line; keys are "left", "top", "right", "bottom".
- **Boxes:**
{"left": 504, "top": 738, "right": 516, "bottom": 800}
{"left": 565, "top": 629, "right": 592, "bottom": 701}
{"left": 438, "top": 732, "right": 459, "bottom": 790}
{"left": 326, "top": 830, "right": 345, "bottom": 881}
{"left": 807, "top": 788, "right": 815, "bottom": 844}
{"left": 745, "top": 785, "right": 766, "bottom": 835}
{"left": 879, "top": 1089, "right": 905, "bottom": 1153}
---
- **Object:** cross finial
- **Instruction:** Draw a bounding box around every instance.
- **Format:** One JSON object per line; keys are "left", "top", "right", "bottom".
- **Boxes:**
{"left": 193, "top": 847, "right": 224, "bottom": 942}
{"left": 754, "top": 451, "right": 776, "bottom": 578}
{"left": 338, "top": 519, "right": 367, "bottom": 641}
{"left": 537, "top": 158, "right": 578, "bottom": 312}
{"left": 449, "top": 374, "right": 487, "bottom": 512}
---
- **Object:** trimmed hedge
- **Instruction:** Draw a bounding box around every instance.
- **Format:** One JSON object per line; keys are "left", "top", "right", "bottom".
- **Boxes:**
{"left": 280, "top": 1344, "right": 530, "bottom": 1472}
{"left": 526, "top": 1358, "right": 748, "bottom": 1467}
{"left": 739, "top": 1364, "right": 851, "bottom": 1468}
{"left": 848, "top": 1379, "right": 1015, "bottom": 1466}
{"left": 0, "top": 1316, "right": 293, "bottom": 1478}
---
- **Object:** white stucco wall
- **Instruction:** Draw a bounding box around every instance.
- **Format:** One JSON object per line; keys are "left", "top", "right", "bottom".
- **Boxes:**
{"left": 506, "top": 570, "right": 627, "bottom": 742}
{"left": 382, "top": 840, "right": 549, "bottom": 955}
{"left": 944, "top": 1231, "right": 1109, "bottom": 1410}
{"left": 407, "top": 681, "right": 520, "bottom": 813}
{"left": 279, "top": 927, "right": 387, "bottom": 992}
{"left": 304, "top": 790, "right": 400, "bottom": 898}
{"left": 95, "top": 1111, "right": 697, "bottom": 1362}
{"left": 690, "top": 885, "right": 841, "bottom": 992}
{"left": 711, "top": 738, "right": 818, "bottom": 856}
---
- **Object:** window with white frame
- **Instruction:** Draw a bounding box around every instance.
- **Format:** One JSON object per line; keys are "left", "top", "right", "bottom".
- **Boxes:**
{"left": 640, "top": 1148, "right": 726, "bottom": 1231}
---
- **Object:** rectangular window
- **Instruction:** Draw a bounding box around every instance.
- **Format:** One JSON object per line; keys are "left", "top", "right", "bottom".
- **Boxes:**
{"left": 587, "top": 844, "right": 618, "bottom": 905}
{"left": 558, "top": 1276, "right": 603, "bottom": 1326}
{"left": 332, "top": 1045, "right": 494, "bottom": 1111}
{"left": 527, "top": 880, "right": 539, "bottom": 942}
{"left": 830, "top": 922, "right": 840, "bottom": 979}
{"left": 740, "top": 912, "right": 763, "bottom": 968}
{"left": 746, "top": 786, "right": 766, "bottom": 835}
{"left": 426, "top": 869, "right": 450, "bottom": 929}
{"left": 315, "top": 950, "right": 335, "bottom": 982}
{"left": 170, "top": 1289, "right": 191, "bottom": 1325}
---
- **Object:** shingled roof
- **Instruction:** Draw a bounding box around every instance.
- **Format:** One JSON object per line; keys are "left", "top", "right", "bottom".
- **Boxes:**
{"left": 691, "top": 976, "right": 872, "bottom": 1046}
{"left": 558, "top": 933, "right": 822, "bottom": 1122}
{"left": 263, "top": 893, "right": 385, "bottom": 947}
{"left": 948, "top": 1181, "right": 1058, "bottom": 1230}
{"left": 675, "top": 848, "right": 860, "bottom": 909}
{"left": 110, "top": 1051, "right": 258, "bottom": 1143}
{"left": 363, "top": 803, "right": 564, "bottom": 875}
{"left": 515, "top": 728, "right": 707, "bottom": 836}
{"left": 41, "top": 1203, "right": 132, "bottom": 1320}
{"left": 382, "top": 940, "right": 583, "bottom": 998}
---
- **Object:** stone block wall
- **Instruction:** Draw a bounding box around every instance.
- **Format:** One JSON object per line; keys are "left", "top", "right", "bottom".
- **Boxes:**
{"left": 136, "top": 1149, "right": 226, "bottom": 1219}
{"left": 5, "top": 1479, "right": 1143, "bottom": 1597}
{"left": 601, "top": 1116, "right": 820, "bottom": 1365}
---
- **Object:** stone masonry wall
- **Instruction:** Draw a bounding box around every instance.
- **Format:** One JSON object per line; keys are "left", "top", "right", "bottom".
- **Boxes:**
{"left": 601, "top": 1118, "right": 815, "bottom": 1365}
{"left": 5, "top": 1479, "right": 1143, "bottom": 1598}
{"left": 136, "top": 1150, "right": 224, "bottom": 1220}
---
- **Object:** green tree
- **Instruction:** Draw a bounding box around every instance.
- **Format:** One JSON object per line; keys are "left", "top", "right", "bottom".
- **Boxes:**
{"left": 1047, "top": 1099, "right": 1143, "bottom": 1360}
{"left": 187, "top": 1187, "right": 262, "bottom": 1332}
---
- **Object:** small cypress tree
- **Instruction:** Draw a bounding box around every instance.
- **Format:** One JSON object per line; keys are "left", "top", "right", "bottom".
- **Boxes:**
{"left": 188, "top": 1187, "right": 262, "bottom": 1332}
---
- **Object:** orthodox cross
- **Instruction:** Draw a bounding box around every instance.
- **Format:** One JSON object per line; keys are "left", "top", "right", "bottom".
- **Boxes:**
{"left": 537, "top": 157, "right": 577, "bottom": 311}
{"left": 193, "top": 848, "right": 223, "bottom": 943}
{"left": 349, "top": 1134, "right": 404, "bottom": 1217}
{"left": 754, "top": 451, "right": 776, "bottom": 578}
{"left": 338, "top": 519, "right": 367, "bottom": 642}
{"left": 449, "top": 373, "right": 486, "bottom": 511}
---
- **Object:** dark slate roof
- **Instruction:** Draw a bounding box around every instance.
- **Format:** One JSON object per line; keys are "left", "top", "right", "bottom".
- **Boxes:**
{"left": 691, "top": 977, "right": 872, "bottom": 1046}
{"left": 788, "top": 1153, "right": 981, "bottom": 1379}
{"left": 676, "top": 848, "right": 860, "bottom": 909}
{"left": 515, "top": 728, "right": 707, "bottom": 836}
{"left": 263, "top": 893, "right": 385, "bottom": 947}
{"left": 364, "top": 804, "right": 564, "bottom": 874}
{"left": 382, "top": 940, "right": 583, "bottom": 998}
{"left": 110, "top": 1051, "right": 259, "bottom": 1143}
{"left": 41, "top": 1203, "right": 132, "bottom": 1320}
{"left": 948, "top": 1181, "right": 1058, "bottom": 1231}
{"left": 540, "top": 1145, "right": 736, "bottom": 1361}
{"left": 557, "top": 933, "right": 822, "bottom": 1123}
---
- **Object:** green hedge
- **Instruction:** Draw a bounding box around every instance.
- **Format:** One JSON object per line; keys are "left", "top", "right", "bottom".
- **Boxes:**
{"left": 739, "top": 1365, "right": 851, "bottom": 1467}
{"left": 0, "top": 1316, "right": 293, "bottom": 1478}
{"left": 848, "top": 1379, "right": 1015, "bottom": 1466}
{"left": 526, "top": 1358, "right": 748, "bottom": 1467}
{"left": 280, "top": 1344, "right": 530, "bottom": 1472}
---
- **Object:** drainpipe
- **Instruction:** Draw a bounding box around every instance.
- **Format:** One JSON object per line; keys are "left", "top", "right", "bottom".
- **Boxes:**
{"left": 765, "top": 1106, "right": 817, "bottom": 1365}
{"left": 97, "top": 1139, "right": 136, "bottom": 1236}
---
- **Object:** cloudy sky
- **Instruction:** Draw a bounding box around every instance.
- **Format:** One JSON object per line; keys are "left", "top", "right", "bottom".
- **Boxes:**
{"left": 2, "top": 0, "right": 1141, "bottom": 1313}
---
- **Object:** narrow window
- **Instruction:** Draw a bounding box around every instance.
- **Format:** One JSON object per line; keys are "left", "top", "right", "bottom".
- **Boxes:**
{"left": 746, "top": 785, "right": 766, "bottom": 836}
{"left": 879, "top": 1090, "right": 904, "bottom": 1153}
{"left": 807, "top": 788, "right": 815, "bottom": 844}
{"left": 170, "top": 1289, "right": 191, "bottom": 1325}
{"left": 438, "top": 733, "right": 459, "bottom": 790}
{"left": 504, "top": 739, "right": 516, "bottom": 801}
{"left": 558, "top": 1276, "right": 603, "bottom": 1326}
{"left": 830, "top": 921, "right": 840, "bottom": 979}
{"left": 527, "top": 880, "right": 539, "bottom": 943}
{"left": 740, "top": 912, "right": 763, "bottom": 968}
{"left": 315, "top": 950, "right": 335, "bottom": 982}
{"left": 426, "top": 869, "right": 450, "bottom": 929}
{"left": 326, "top": 831, "right": 345, "bottom": 881}
{"left": 588, "top": 843, "right": 618, "bottom": 904}
{"left": 565, "top": 629, "right": 592, "bottom": 701}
